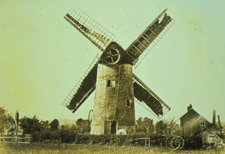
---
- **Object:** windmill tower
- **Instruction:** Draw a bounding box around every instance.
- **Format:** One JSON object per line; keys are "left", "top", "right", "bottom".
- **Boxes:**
{"left": 62, "top": 5, "right": 175, "bottom": 135}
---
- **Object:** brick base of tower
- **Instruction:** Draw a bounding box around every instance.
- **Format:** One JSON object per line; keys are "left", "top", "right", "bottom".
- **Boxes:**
{"left": 91, "top": 63, "right": 135, "bottom": 135}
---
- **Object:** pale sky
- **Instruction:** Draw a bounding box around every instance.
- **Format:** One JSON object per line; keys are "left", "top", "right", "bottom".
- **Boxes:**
{"left": 0, "top": 0, "right": 225, "bottom": 124}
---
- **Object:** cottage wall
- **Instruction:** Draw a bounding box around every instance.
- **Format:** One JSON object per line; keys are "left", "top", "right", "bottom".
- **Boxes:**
{"left": 180, "top": 109, "right": 201, "bottom": 136}
{"left": 191, "top": 116, "right": 210, "bottom": 136}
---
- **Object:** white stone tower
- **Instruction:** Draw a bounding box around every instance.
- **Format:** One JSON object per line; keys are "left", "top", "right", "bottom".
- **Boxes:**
{"left": 91, "top": 63, "right": 135, "bottom": 134}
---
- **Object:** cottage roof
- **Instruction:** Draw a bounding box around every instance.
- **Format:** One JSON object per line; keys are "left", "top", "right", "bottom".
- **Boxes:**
{"left": 180, "top": 108, "right": 200, "bottom": 120}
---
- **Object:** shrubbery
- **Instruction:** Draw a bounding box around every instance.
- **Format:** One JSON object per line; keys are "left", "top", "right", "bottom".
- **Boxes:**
{"left": 31, "top": 131, "right": 202, "bottom": 150}
{"left": 32, "top": 130, "right": 77, "bottom": 143}
{"left": 31, "top": 131, "right": 167, "bottom": 146}
{"left": 183, "top": 136, "right": 202, "bottom": 149}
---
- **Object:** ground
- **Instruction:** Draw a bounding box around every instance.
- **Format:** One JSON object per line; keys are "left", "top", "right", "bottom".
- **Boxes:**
{"left": 0, "top": 143, "right": 225, "bottom": 154}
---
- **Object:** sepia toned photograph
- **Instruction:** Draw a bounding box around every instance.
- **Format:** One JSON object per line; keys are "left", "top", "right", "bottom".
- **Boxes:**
{"left": 0, "top": 0, "right": 224, "bottom": 153}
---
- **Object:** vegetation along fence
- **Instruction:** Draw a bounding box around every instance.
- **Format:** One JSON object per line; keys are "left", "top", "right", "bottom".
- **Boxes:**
{"left": 0, "top": 135, "right": 32, "bottom": 144}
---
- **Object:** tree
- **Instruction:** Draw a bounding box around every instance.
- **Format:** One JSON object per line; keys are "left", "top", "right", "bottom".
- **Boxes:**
{"left": 164, "top": 118, "right": 180, "bottom": 136}
{"left": 220, "top": 122, "right": 225, "bottom": 137}
{"left": 143, "top": 117, "right": 154, "bottom": 135}
{"left": 50, "top": 119, "right": 59, "bottom": 130}
{"left": 5, "top": 114, "right": 16, "bottom": 134}
{"left": 64, "top": 124, "right": 70, "bottom": 130}
{"left": 40, "top": 120, "right": 50, "bottom": 130}
{"left": 20, "top": 115, "right": 46, "bottom": 134}
{"left": 136, "top": 117, "right": 154, "bottom": 134}
{"left": 70, "top": 124, "right": 76, "bottom": 131}
{"left": 0, "top": 107, "right": 6, "bottom": 135}
{"left": 76, "top": 118, "right": 90, "bottom": 133}
{"left": 136, "top": 117, "right": 145, "bottom": 133}
{"left": 155, "top": 120, "right": 167, "bottom": 136}
{"left": 136, "top": 117, "right": 143, "bottom": 126}
{"left": 61, "top": 125, "right": 65, "bottom": 130}
{"left": 76, "top": 118, "right": 83, "bottom": 128}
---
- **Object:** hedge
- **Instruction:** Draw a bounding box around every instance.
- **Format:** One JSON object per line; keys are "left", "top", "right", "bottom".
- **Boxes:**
{"left": 31, "top": 130, "right": 202, "bottom": 149}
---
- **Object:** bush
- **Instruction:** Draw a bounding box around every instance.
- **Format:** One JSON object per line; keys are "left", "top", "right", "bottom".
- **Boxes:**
{"left": 183, "top": 136, "right": 202, "bottom": 150}
{"left": 31, "top": 130, "right": 77, "bottom": 143}
{"left": 30, "top": 131, "right": 203, "bottom": 149}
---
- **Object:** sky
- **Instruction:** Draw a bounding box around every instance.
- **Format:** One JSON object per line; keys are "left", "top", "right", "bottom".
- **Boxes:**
{"left": 0, "top": 0, "right": 225, "bottom": 124}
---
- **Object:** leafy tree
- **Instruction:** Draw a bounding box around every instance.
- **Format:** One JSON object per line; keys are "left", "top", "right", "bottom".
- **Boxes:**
{"left": 20, "top": 115, "right": 46, "bottom": 135}
{"left": 155, "top": 120, "right": 167, "bottom": 136}
{"left": 0, "top": 107, "right": 6, "bottom": 135}
{"left": 136, "top": 117, "right": 143, "bottom": 126}
{"left": 5, "top": 114, "right": 16, "bottom": 134}
{"left": 70, "top": 124, "right": 76, "bottom": 131}
{"left": 50, "top": 119, "right": 59, "bottom": 130}
{"left": 76, "top": 118, "right": 84, "bottom": 128}
{"left": 143, "top": 117, "right": 154, "bottom": 135}
{"left": 219, "top": 122, "right": 225, "bottom": 137}
{"left": 164, "top": 118, "right": 180, "bottom": 135}
{"left": 40, "top": 120, "right": 50, "bottom": 130}
{"left": 76, "top": 118, "right": 90, "bottom": 133}
{"left": 136, "top": 117, "right": 154, "bottom": 134}
{"left": 136, "top": 117, "right": 145, "bottom": 132}
{"left": 64, "top": 124, "right": 70, "bottom": 130}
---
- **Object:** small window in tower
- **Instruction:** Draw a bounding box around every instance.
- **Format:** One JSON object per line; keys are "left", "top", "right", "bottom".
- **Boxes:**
{"left": 111, "top": 81, "right": 116, "bottom": 87}
{"left": 107, "top": 80, "right": 111, "bottom": 87}
{"left": 127, "top": 100, "right": 131, "bottom": 106}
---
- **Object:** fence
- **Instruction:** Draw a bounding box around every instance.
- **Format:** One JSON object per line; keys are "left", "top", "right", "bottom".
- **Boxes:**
{"left": 0, "top": 135, "right": 32, "bottom": 143}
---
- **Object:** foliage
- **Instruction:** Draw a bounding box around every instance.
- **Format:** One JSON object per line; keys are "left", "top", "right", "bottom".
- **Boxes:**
{"left": 3, "top": 143, "right": 224, "bottom": 154}
{"left": 19, "top": 115, "right": 48, "bottom": 135}
{"left": 0, "top": 107, "right": 6, "bottom": 134}
{"left": 70, "top": 124, "right": 76, "bottom": 131}
{"left": 220, "top": 122, "right": 225, "bottom": 137}
{"left": 154, "top": 118, "right": 180, "bottom": 136}
{"left": 183, "top": 136, "right": 202, "bottom": 150}
{"left": 163, "top": 118, "right": 180, "bottom": 136}
{"left": 50, "top": 119, "right": 59, "bottom": 130}
{"left": 61, "top": 125, "right": 65, "bottom": 130}
{"left": 155, "top": 120, "right": 167, "bottom": 136}
{"left": 32, "top": 129, "right": 77, "bottom": 143}
{"left": 76, "top": 118, "right": 90, "bottom": 133}
{"left": 64, "top": 124, "right": 69, "bottom": 130}
{"left": 135, "top": 117, "right": 154, "bottom": 135}
{"left": 5, "top": 114, "right": 16, "bottom": 134}
{"left": 0, "top": 107, "right": 16, "bottom": 135}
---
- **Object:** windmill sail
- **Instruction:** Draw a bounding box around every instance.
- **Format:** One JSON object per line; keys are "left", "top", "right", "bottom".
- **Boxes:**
{"left": 62, "top": 55, "right": 100, "bottom": 113}
{"left": 126, "top": 9, "right": 175, "bottom": 67}
{"left": 133, "top": 74, "right": 170, "bottom": 118}
{"left": 64, "top": 5, "right": 118, "bottom": 52}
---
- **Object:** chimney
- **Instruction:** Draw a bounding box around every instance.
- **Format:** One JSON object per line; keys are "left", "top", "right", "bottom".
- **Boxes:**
{"left": 218, "top": 115, "right": 222, "bottom": 135}
{"left": 187, "top": 104, "right": 192, "bottom": 111}
{"left": 213, "top": 110, "right": 216, "bottom": 125}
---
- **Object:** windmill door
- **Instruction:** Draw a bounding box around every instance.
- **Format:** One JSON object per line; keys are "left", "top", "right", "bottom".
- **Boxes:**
{"left": 105, "top": 121, "right": 117, "bottom": 134}
{"left": 111, "top": 121, "right": 117, "bottom": 134}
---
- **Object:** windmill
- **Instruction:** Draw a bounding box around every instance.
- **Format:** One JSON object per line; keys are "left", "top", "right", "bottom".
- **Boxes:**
{"left": 62, "top": 5, "right": 175, "bottom": 135}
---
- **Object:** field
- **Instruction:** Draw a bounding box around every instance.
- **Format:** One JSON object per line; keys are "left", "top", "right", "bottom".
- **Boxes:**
{"left": 0, "top": 143, "right": 225, "bottom": 154}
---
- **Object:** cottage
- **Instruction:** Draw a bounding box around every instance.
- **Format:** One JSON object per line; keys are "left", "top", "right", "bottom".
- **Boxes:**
{"left": 180, "top": 104, "right": 223, "bottom": 147}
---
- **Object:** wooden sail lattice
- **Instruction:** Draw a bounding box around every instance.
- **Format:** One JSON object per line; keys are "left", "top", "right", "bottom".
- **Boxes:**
{"left": 125, "top": 9, "right": 175, "bottom": 68}
{"left": 64, "top": 5, "right": 120, "bottom": 52}
{"left": 133, "top": 74, "right": 171, "bottom": 119}
{"left": 62, "top": 54, "right": 100, "bottom": 111}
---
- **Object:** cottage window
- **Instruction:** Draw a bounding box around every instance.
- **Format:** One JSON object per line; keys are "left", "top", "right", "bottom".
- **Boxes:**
{"left": 200, "top": 121, "right": 205, "bottom": 126}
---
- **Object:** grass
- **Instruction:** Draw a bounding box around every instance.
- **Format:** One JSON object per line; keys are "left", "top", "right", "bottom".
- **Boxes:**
{"left": 0, "top": 143, "right": 224, "bottom": 154}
